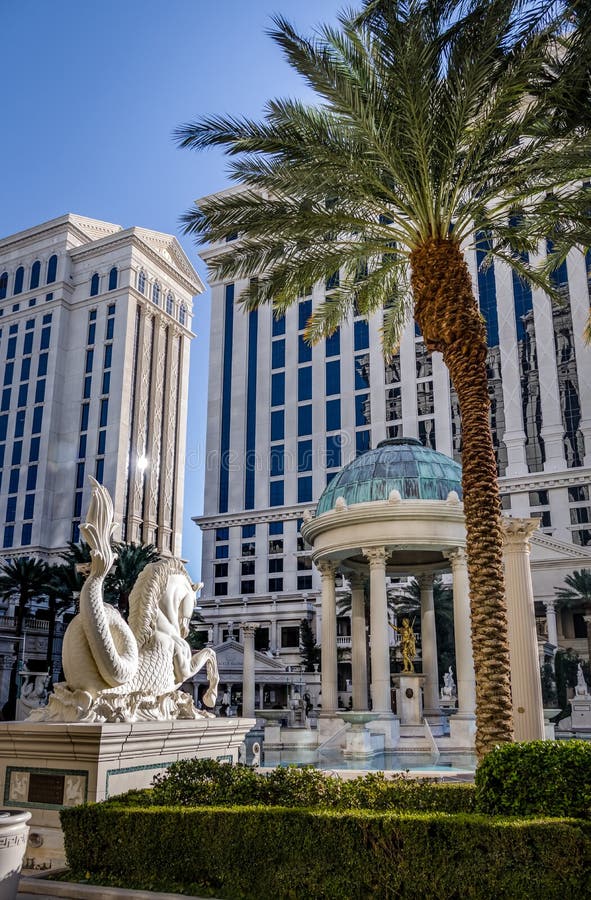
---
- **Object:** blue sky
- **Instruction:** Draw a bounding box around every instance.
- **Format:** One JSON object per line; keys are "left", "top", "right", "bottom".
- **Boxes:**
{"left": 1, "top": 0, "right": 345, "bottom": 578}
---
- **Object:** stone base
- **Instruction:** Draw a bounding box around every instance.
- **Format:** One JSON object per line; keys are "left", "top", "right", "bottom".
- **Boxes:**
{"left": 448, "top": 713, "right": 476, "bottom": 748}
{"left": 0, "top": 717, "right": 255, "bottom": 871}
{"left": 393, "top": 674, "right": 425, "bottom": 726}
{"left": 366, "top": 715, "right": 400, "bottom": 750}
{"left": 571, "top": 695, "right": 591, "bottom": 731}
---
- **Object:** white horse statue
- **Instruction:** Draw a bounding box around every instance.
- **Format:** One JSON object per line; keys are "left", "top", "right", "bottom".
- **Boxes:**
{"left": 31, "top": 478, "right": 218, "bottom": 722}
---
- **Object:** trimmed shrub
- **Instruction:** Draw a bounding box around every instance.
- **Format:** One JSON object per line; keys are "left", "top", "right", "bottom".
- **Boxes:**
{"left": 147, "top": 757, "right": 475, "bottom": 813}
{"left": 475, "top": 740, "right": 591, "bottom": 818}
{"left": 61, "top": 803, "right": 591, "bottom": 899}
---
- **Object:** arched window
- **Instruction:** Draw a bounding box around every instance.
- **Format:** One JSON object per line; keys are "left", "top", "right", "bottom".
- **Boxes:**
{"left": 14, "top": 267, "right": 24, "bottom": 295}
{"left": 152, "top": 282, "right": 160, "bottom": 305}
{"left": 90, "top": 273, "right": 100, "bottom": 297}
{"left": 179, "top": 303, "right": 187, "bottom": 326}
{"left": 30, "top": 260, "right": 41, "bottom": 290}
{"left": 46, "top": 254, "right": 58, "bottom": 284}
{"left": 0, "top": 272, "right": 7, "bottom": 300}
{"left": 108, "top": 267, "right": 118, "bottom": 291}
{"left": 137, "top": 270, "right": 146, "bottom": 294}
{"left": 166, "top": 292, "right": 174, "bottom": 315}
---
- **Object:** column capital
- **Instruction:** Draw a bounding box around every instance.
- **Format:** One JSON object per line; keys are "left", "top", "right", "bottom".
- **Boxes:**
{"left": 240, "top": 622, "right": 259, "bottom": 637}
{"left": 417, "top": 572, "right": 435, "bottom": 590}
{"left": 362, "top": 546, "right": 388, "bottom": 568}
{"left": 543, "top": 598, "right": 556, "bottom": 612}
{"left": 501, "top": 517, "right": 539, "bottom": 548}
{"left": 348, "top": 573, "right": 366, "bottom": 591}
{"left": 445, "top": 547, "right": 467, "bottom": 568}
{"left": 584, "top": 615, "right": 591, "bottom": 625}
{"left": 315, "top": 559, "right": 337, "bottom": 579}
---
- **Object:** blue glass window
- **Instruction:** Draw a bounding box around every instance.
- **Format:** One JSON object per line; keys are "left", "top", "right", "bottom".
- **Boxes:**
{"left": 106, "top": 318, "right": 114, "bottom": 340}
{"left": 326, "top": 360, "right": 340, "bottom": 395}
{"left": 46, "top": 255, "right": 57, "bottom": 284}
{"left": 25, "top": 318, "right": 34, "bottom": 330}
{"left": 83, "top": 376, "right": 91, "bottom": 399}
{"left": 1, "top": 389, "right": 10, "bottom": 411}
{"left": 298, "top": 439, "right": 312, "bottom": 472}
{"left": 29, "top": 437, "right": 40, "bottom": 461}
{"left": 73, "top": 492, "right": 83, "bottom": 518}
{"left": 88, "top": 323, "right": 96, "bottom": 345}
{"left": 9, "top": 469, "right": 19, "bottom": 494}
{"left": 242, "top": 524, "right": 256, "bottom": 538}
{"left": 272, "top": 339, "right": 285, "bottom": 369}
{"left": 270, "top": 480, "right": 284, "bottom": 507}
{"left": 26, "top": 466, "right": 37, "bottom": 491}
{"left": 40, "top": 327, "right": 50, "bottom": 350}
{"left": 85, "top": 349, "right": 94, "bottom": 374}
{"left": 0, "top": 272, "right": 7, "bottom": 299}
{"left": 152, "top": 282, "right": 161, "bottom": 305}
{"left": 326, "top": 435, "right": 342, "bottom": 468}
{"left": 23, "top": 332, "right": 33, "bottom": 355}
{"left": 179, "top": 304, "right": 187, "bottom": 326}
{"left": 98, "top": 430, "right": 106, "bottom": 454}
{"left": 272, "top": 315, "right": 285, "bottom": 336}
{"left": 21, "top": 523, "right": 32, "bottom": 545}
{"left": 326, "top": 399, "right": 341, "bottom": 431}
{"left": 298, "top": 336, "right": 312, "bottom": 363}
{"left": 30, "top": 261, "right": 41, "bottom": 290}
{"left": 17, "top": 384, "right": 27, "bottom": 408}
{"left": 80, "top": 403, "right": 89, "bottom": 431}
{"left": 476, "top": 231, "right": 499, "bottom": 347}
{"left": 298, "top": 367, "right": 312, "bottom": 402}
{"left": 90, "top": 273, "right": 100, "bottom": 296}
{"left": 355, "top": 354, "right": 370, "bottom": 390}
{"left": 298, "top": 476, "right": 313, "bottom": 503}
{"left": 78, "top": 434, "right": 87, "bottom": 458}
{"left": 219, "top": 284, "right": 234, "bottom": 514}
{"left": 24, "top": 494, "right": 35, "bottom": 520}
{"left": 269, "top": 521, "right": 284, "bottom": 535}
{"left": 14, "top": 409, "right": 25, "bottom": 438}
{"left": 326, "top": 271, "right": 340, "bottom": 290}
{"left": 0, "top": 415, "right": 6, "bottom": 441}
{"left": 11, "top": 442, "right": 22, "bottom": 465}
{"left": 32, "top": 407, "right": 43, "bottom": 434}
{"left": 42, "top": 313, "right": 52, "bottom": 324}
{"left": 95, "top": 458, "right": 104, "bottom": 482}
{"left": 325, "top": 328, "right": 340, "bottom": 357}
{"left": 4, "top": 363, "right": 14, "bottom": 385}
{"left": 298, "top": 404, "right": 312, "bottom": 436}
{"left": 216, "top": 528, "right": 229, "bottom": 541}
{"left": 108, "top": 267, "right": 118, "bottom": 290}
{"left": 270, "top": 445, "right": 284, "bottom": 477}
{"left": 138, "top": 270, "right": 146, "bottom": 293}
{"left": 299, "top": 299, "right": 312, "bottom": 331}
{"left": 354, "top": 320, "right": 369, "bottom": 351}
{"left": 104, "top": 344, "right": 113, "bottom": 368}
{"left": 271, "top": 372, "right": 285, "bottom": 407}
{"left": 215, "top": 544, "right": 229, "bottom": 559}
{"left": 166, "top": 293, "right": 174, "bottom": 315}
{"left": 3, "top": 525, "right": 14, "bottom": 548}
{"left": 356, "top": 393, "right": 370, "bottom": 427}
{"left": 100, "top": 398, "right": 108, "bottom": 427}
{"left": 14, "top": 267, "right": 24, "bottom": 295}
{"left": 38, "top": 354, "right": 48, "bottom": 377}
{"left": 76, "top": 462, "right": 85, "bottom": 489}
{"left": 271, "top": 410, "right": 284, "bottom": 441}
{"left": 6, "top": 338, "right": 16, "bottom": 360}
{"left": 356, "top": 430, "right": 371, "bottom": 455}
{"left": 35, "top": 380, "right": 45, "bottom": 403}
{"left": 102, "top": 372, "right": 110, "bottom": 395}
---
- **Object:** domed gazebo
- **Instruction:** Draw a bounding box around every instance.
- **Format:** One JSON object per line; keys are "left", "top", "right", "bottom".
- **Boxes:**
{"left": 302, "top": 438, "right": 476, "bottom": 748}
{"left": 302, "top": 437, "right": 545, "bottom": 751}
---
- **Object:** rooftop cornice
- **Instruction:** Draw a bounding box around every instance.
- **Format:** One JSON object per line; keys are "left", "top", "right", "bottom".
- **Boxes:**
{"left": 194, "top": 503, "right": 314, "bottom": 531}
{"left": 499, "top": 467, "right": 591, "bottom": 493}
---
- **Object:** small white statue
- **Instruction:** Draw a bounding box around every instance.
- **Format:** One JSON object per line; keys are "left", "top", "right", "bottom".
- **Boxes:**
{"left": 441, "top": 666, "right": 456, "bottom": 700}
{"left": 19, "top": 670, "right": 50, "bottom": 710}
{"left": 575, "top": 663, "right": 589, "bottom": 697}
{"left": 30, "top": 478, "right": 219, "bottom": 723}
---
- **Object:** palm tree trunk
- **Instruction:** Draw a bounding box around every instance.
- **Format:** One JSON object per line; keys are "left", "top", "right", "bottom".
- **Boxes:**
{"left": 411, "top": 237, "right": 514, "bottom": 759}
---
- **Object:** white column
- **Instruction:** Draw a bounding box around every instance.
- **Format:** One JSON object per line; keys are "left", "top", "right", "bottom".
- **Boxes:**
{"left": 418, "top": 573, "right": 440, "bottom": 712}
{"left": 240, "top": 623, "right": 258, "bottom": 718}
{"left": 502, "top": 518, "right": 545, "bottom": 741}
{"left": 496, "top": 261, "right": 528, "bottom": 476}
{"left": 446, "top": 549, "right": 476, "bottom": 717}
{"left": 363, "top": 547, "right": 392, "bottom": 714}
{"left": 350, "top": 574, "right": 368, "bottom": 711}
{"left": 316, "top": 560, "right": 338, "bottom": 714}
{"left": 566, "top": 250, "right": 591, "bottom": 465}
{"left": 543, "top": 598, "right": 559, "bottom": 649}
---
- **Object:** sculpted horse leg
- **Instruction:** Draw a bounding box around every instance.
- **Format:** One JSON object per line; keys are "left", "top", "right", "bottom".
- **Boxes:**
{"left": 191, "top": 648, "right": 219, "bottom": 709}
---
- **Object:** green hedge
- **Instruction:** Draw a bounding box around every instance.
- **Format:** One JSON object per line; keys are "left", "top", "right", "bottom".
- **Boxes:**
{"left": 475, "top": 741, "right": 591, "bottom": 818}
{"left": 61, "top": 803, "right": 591, "bottom": 899}
{"left": 144, "top": 757, "right": 475, "bottom": 813}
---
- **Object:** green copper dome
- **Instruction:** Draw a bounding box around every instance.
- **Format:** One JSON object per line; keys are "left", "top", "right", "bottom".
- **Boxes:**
{"left": 316, "top": 438, "right": 463, "bottom": 515}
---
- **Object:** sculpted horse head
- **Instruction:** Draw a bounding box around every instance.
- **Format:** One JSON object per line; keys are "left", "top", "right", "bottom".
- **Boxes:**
{"left": 128, "top": 558, "right": 194, "bottom": 648}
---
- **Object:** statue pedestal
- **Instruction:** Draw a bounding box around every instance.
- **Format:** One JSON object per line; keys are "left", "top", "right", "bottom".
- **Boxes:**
{"left": 571, "top": 693, "right": 591, "bottom": 731}
{"left": 394, "top": 673, "right": 425, "bottom": 726}
{"left": 0, "top": 717, "right": 255, "bottom": 870}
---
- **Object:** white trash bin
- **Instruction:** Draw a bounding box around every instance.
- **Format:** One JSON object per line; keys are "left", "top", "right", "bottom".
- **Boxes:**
{"left": 0, "top": 810, "right": 31, "bottom": 900}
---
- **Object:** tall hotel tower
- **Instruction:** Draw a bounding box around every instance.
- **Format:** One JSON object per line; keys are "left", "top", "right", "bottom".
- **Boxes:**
{"left": 197, "top": 187, "right": 591, "bottom": 665}
{"left": 0, "top": 214, "right": 202, "bottom": 559}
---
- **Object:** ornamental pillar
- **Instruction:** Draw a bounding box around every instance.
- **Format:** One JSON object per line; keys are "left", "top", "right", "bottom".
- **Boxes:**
{"left": 502, "top": 518, "right": 545, "bottom": 741}
{"left": 418, "top": 573, "right": 439, "bottom": 712}
{"left": 349, "top": 574, "right": 368, "bottom": 711}
{"left": 543, "top": 598, "right": 559, "bottom": 649}
{"left": 362, "top": 547, "right": 391, "bottom": 714}
{"left": 316, "top": 560, "right": 338, "bottom": 714}
{"left": 446, "top": 549, "right": 476, "bottom": 718}
{"left": 240, "top": 623, "right": 258, "bottom": 718}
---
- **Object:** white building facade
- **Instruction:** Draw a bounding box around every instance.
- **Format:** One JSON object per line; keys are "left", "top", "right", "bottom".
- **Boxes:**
{"left": 0, "top": 214, "right": 202, "bottom": 560}
{"left": 196, "top": 194, "right": 591, "bottom": 672}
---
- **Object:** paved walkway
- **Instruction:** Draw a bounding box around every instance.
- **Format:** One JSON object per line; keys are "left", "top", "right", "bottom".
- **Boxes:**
{"left": 18, "top": 873, "right": 218, "bottom": 900}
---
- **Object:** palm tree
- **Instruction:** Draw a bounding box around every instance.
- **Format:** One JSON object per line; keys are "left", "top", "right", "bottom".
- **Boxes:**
{"left": 105, "top": 542, "right": 160, "bottom": 619}
{"left": 555, "top": 569, "right": 591, "bottom": 662}
{"left": 0, "top": 557, "right": 50, "bottom": 717}
{"left": 176, "top": 1, "right": 591, "bottom": 756}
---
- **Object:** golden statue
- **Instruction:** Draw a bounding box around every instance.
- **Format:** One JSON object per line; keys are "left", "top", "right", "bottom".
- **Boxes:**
{"left": 390, "top": 617, "right": 416, "bottom": 673}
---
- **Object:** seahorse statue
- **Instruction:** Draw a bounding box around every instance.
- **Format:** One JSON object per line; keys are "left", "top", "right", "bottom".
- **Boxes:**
{"left": 31, "top": 478, "right": 218, "bottom": 722}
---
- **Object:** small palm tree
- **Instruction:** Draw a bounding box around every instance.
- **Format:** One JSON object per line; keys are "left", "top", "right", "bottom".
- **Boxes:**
{"left": 555, "top": 569, "right": 591, "bottom": 662}
{"left": 105, "top": 542, "right": 160, "bottom": 619}
{"left": 177, "top": 1, "right": 591, "bottom": 756}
